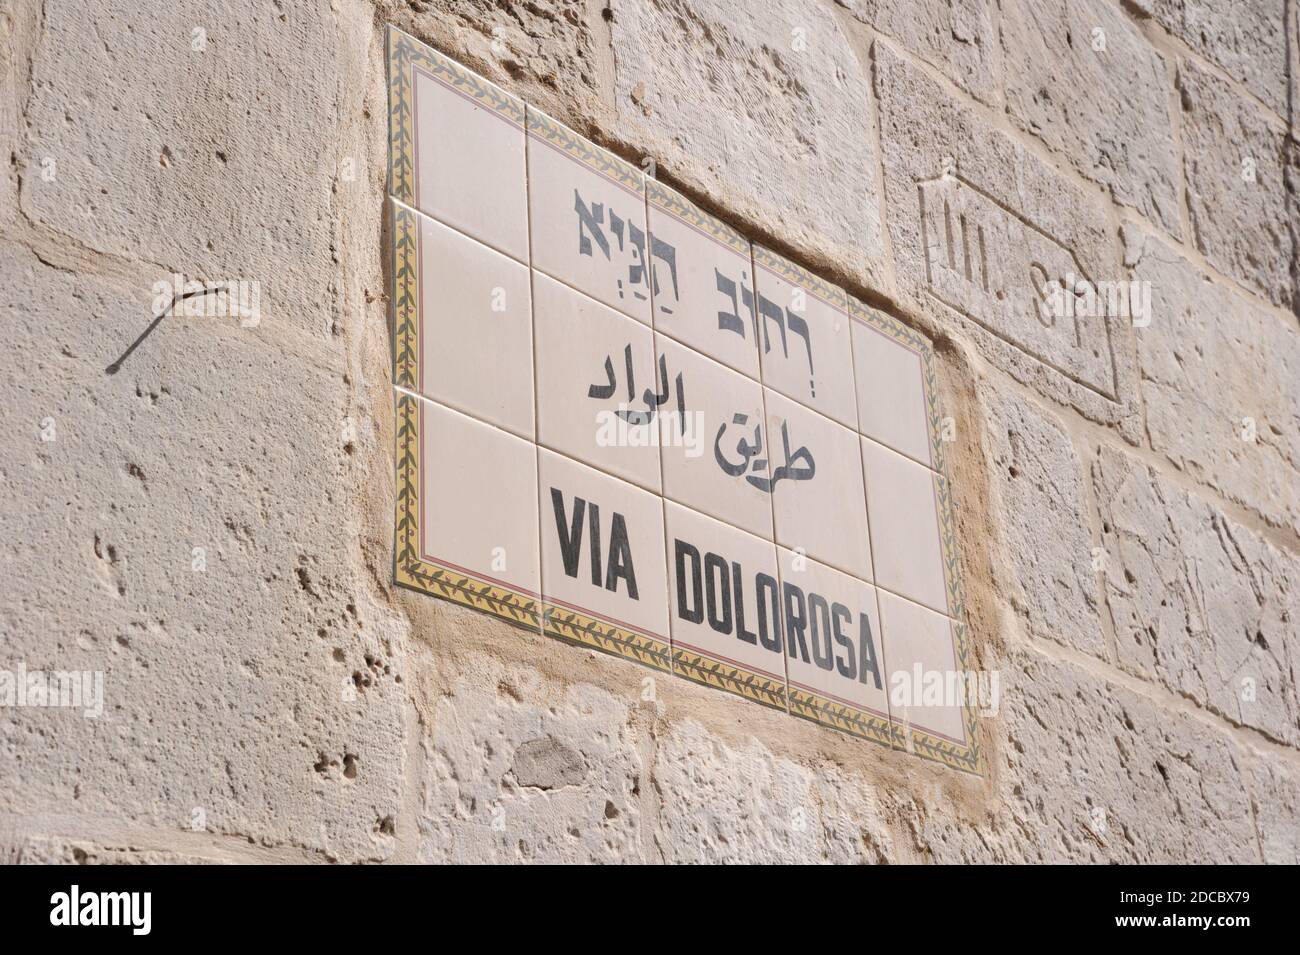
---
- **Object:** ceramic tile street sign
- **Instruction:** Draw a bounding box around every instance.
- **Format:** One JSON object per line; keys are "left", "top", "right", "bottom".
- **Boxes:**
{"left": 387, "top": 27, "right": 979, "bottom": 774}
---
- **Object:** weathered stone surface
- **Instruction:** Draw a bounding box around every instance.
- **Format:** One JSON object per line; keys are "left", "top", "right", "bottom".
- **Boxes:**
{"left": 1093, "top": 446, "right": 1300, "bottom": 746}
{"left": 607, "top": 0, "right": 888, "bottom": 290}
{"left": 396, "top": 0, "right": 606, "bottom": 116}
{"left": 999, "top": 0, "right": 1181, "bottom": 236}
{"left": 0, "top": 0, "right": 38, "bottom": 228}
{"left": 834, "top": 0, "right": 999, "bottom": 104}
{"left": 652, "top": 719, "right": 898, "bottom": 863}
{"left": 14, "top": 0, "right": 348, "bottom": 337}
{"left": 644, "top": 646, "right": 1268, "bottom": 864}
{"left": 999, "top": 647, "right": 1258, "bottom": 863}
{"left": 1250, "top": 758, "right": 1300, "bottom": 864}
{"left": 417, "top": 659, "right": 646, "bottom": 863}
{"left": 980, "top": 378, "right": 1103, "bottom": 654}
{"left": 7, "top": 836, "right": 227, "bottom": 865}
{"left": 873, "top": 40, "right": 1141, "bottom": 441}
{"left": 0, "top": 242, "right": 405, "bottom": 863}
{"left": 1178, "top": 57, "right": 1296, "bottom": 309}
{"left": 808, "top": 764, "right": 902, "bottom": 863}
{"left": 1127, "top": 229, "right": 1300, "bottom": 536}
{"left": 1146, "top": 0, "right": 1289, "bottom": 116}
{"left": 416, "top": 668, "right": 923, "bottom": 864}
{"left": 1293, "top": 5, "right": 1300, "bottom": 139}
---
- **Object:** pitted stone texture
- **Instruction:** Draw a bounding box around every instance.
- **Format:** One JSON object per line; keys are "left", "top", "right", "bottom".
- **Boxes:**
{"left": 835, "top": 0, "right": 999, "bottom": 104}
{"left": 1002, "top": 648, "right": 1258, "bottom": 862}
{"left": 16, "top": 0, "right": 346, "bottom": 337}
{"left": 1093, "top": 446, "right": 1300, "bottom": 747}
{"left": 1178, "top": 57, "right": 1296, "bottom": 310}
{"left": 417, "top": 660, "right": 646, "bottom": 863}
{"left": 999, "top": 0, "right": 1180, "bottom": 236}
{"left": 7, "top": 836, "right": 227, "bottom": 865}
{"left": 1127, "top": 230, "right": 1300, "bottom": 536}
{"left": 396, "top": 0, "right": 605, "bottom": 113}
{"left": 652, "top": 719, "right": 898, "bottom": 863}
{"left": 808, "top": 764, "right": 900, "bottom": 863}
{"left": 0, "top": 0, "right": 38, "bottom": 227}
{"left": 981, "top": 378, "right": 1103, "bottom": 654}
{"left": 873, "top": 40, "right": 1140, "bottom": 441}
{"left": 652, "top": 693, "right": 1258, "bottom": 865}
{"left": 1250, "top": 758, "right": 1300, "bottom": 864}
{"left": 0, "top": 244, "right": 405, "bottom": 863}
{"left": 1147, "top": 0, "right": 1289, "bottom": 116}
{"left": 1293, "top": 4, "right": 1300, "bottom": 138}
{"left": 608, "top": 0, "right": 887, "bottom": 289}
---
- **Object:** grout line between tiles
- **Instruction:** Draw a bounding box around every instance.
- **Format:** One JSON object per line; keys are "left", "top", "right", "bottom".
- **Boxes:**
{"left": 388, "top": 194, "right": 529, "bottom": 270}
{"left": 751, "top": 244, "right": 793, "bottom": 714}
{"left": 647, "top": 180, "right": 674, "bottom": 680}
{"left": 529, "top": 254, "right": 653, "bottom": 331}
{"left": 525, "top": 110, "right": 545, "bottom": 639}
{"left": 856, "top": 395, "right": 896, "bottom": 740}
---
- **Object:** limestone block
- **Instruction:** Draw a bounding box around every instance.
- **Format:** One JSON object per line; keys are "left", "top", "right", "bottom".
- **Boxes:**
{"left": 1093, "top": 446, "right": 1300, "bottom": 746}
{"left": 1000, "top": 0, "right": 1181, "bottom": 235}
{"left": 981, "top": 378, "right": 1103, "bottom": 654}
{"left": 1127, "top": 229, "right": 1300, "bottom": 536}
{"left": 608, "top": 0, "right": 888, "bottom": 290}
{"left": 1178, "top": 57, "right": 1296, "bottom": 309}
{"left": 0, "top": 242, "right": 405, "bottom": 862}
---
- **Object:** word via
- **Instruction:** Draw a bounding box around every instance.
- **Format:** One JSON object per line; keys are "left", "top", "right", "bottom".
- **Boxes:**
{"left": 550, "top": 488, "right": 638, "bottom": 598}
{"left": 151, "top": 272, "right": 261, "bottom": 327}
{"left": 0, "top": 662, "right": 103, "bottom": 718}
{"left": 50, "top": 885, "right": 152, "bottom": 936}
{"left": 715, "top": 416, "right": 815, "bottom": 491}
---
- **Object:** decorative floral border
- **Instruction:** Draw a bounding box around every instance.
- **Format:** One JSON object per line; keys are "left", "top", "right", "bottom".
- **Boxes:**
{"left": 391, "top": 202, "right": 419, "bottom": 391}
{"left": 392, "top": 391, "right": 543, "bottom": 633}
{"left": 526, "top": 106, "right": 643, "bottom": 196}
{"left": 387, "top": 27, "right": 525, "bottom": 211}
{"left": 672, "top": 649, "right": 788, "bottom": 711}
{"left": 647, "top": 180, "right": 749, "bottom": 257}
{"left": 753, "top": 244, "right": 845, "bottom": 313}
{"left": 386, "top": 25, "right": 981, "bottom": 776}
{"left": 933, "top": 472, "right": 967, "bottom": 621}
{"left": 842, "top": 297, "right": 980, "bottom": 773}
{"left": 788, "top": 686, "right": 899, "bottom": 748}
{"left": 544, "top": 604, "right": 672, "bottom": 673}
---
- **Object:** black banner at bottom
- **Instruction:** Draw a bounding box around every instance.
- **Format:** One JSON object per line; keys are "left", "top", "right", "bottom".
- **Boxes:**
{"left": 0, "top": 863, "right": 1284, "bottom": 941}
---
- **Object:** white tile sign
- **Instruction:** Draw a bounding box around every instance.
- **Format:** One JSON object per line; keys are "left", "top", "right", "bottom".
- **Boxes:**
{"left": 387, "top": 27, "right": 979, "bottom": 773}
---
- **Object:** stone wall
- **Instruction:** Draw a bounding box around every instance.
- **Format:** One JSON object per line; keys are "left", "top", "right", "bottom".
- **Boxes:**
{"left": 0, "top": 0, "right": 1296, "bottom": 863}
